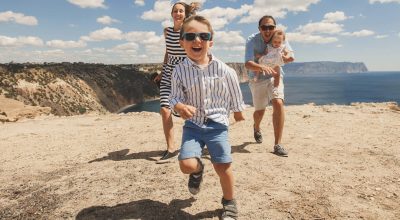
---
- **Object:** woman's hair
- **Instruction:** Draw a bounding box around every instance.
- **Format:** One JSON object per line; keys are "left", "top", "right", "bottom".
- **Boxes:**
{"left": 272, "top": 29, "right": 285, "bottom": 41}
{"left": 258, "top": 15, "right": 276, "bottom": 27}
{"left": 171, "top": 2, "right": 201, "bottom": 19}
{"left": 180, "top": 15, "right": 214, "bottom": 40}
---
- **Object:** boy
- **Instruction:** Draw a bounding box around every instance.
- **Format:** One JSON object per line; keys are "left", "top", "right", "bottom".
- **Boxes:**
{"left": 169, "top": 15, "right": 245, "bottom": 220}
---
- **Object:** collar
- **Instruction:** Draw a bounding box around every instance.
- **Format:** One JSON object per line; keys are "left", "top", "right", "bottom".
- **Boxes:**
{"left": 184, "top": 53, "right": 216, "bottom": 68}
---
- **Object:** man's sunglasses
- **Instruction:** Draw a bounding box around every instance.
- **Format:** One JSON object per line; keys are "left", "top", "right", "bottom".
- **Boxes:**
{"left": 260, "top": 25, "right": 275, "bottom": 31}
{"left": 181, "top": 32, "right": 212, "bottom": 41}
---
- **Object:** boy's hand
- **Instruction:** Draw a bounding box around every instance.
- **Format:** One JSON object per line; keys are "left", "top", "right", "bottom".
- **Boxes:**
{"left": 233, "top": 112, "right": 245, "bottom": 122}
{"left": 175, "top": 104, "right": 196, "bottom": 120}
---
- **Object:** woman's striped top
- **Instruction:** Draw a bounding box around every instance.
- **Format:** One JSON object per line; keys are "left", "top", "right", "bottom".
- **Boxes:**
{"left": 165, "top": 27, "right": 186, "bottom": 58}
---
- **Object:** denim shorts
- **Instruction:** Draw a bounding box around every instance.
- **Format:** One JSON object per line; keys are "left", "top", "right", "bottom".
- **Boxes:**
{"left": 249, "top": 76, "right": 284, "bottom": 110}
{"left": 178, "top": 120, "right": 232, "bottom": 164}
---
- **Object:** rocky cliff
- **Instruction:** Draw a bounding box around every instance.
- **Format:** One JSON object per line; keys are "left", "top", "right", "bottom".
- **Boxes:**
{"left": 0, "top": 63, "right": 158, "bottom": 116}
{"left": 0, "top": 61, "right": 368, "bottom": 116}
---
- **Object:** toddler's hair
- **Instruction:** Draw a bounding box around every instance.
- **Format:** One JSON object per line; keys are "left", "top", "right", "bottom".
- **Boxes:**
{"left": 272, "top": 29, "right": 286, "bottom": 41}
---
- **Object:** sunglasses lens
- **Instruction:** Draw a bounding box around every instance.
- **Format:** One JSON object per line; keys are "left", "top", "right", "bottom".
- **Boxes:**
{"left": 261, "top": 25, "right": 275, "bottom": 31}
{"left": 184, "top": 33, "right": 196, "bottom": 41}
{"left": 182, "top": 33, "right": 212, "bottom": 41}
{"left": 199, "top": 33, "right": 211, "bottom": 41}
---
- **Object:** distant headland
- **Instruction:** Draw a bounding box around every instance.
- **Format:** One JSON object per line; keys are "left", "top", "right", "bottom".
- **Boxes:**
{"left": 0, "top": 61, "right": 368, "bottom": 117}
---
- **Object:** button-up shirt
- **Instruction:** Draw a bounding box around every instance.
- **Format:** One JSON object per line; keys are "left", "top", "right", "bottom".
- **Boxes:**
{"left": 169, "top": 54, "right": 245, "bottom": 127}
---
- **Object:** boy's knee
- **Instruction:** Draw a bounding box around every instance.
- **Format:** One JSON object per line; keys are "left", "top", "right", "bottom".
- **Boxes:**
{"left": 179, "top": 158, "right": 199, "bottom": 174}
{"left": 213, "top": 163, "right": 231, "bottom": 176}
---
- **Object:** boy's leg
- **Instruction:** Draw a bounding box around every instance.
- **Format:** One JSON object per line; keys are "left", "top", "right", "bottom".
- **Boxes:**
{"left": 178, "top": 122, "right": 205, "bottom": 194}
{"left": 213, "top": 163, "right": 234, "bottom": 200}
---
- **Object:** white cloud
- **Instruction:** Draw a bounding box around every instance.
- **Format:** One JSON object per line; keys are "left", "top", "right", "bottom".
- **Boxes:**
{"left": 67, "top": 0, "right": 107, "bottom": 9}
{"left": 0, "top": 35, "right": 43, "bottom": 47}
{"left": 342, "top": 29, "right": 375, "bottom": 37}
{"left": 375, "top": 35, "right": 388, "bottom": 39}
{"left": 297, "top": 22, "right": 344, "bottom": 34}
{"left": 141, "top": 0, "right": 208, "bottom": 27}
{"left": 239, "top": 0, "right": 320, "bottom": 24}
{"left": 398, "top": 32, "right": 400, "bottom": 38}
{"left": 336, "top": 44, "right": 343, "bottom": 48}
{"left": 134, "top": 0, "right": 145, "bottom": 6}
{"left": 124, "top": 31, "right": 163, "bottom": 45}
{"left": 81, "top": 27, "right": 123, "bottom": 41}
{"left": 369, "top": 0, "right": 400, "bottom": 3}
{"left": 0, "top": 11, "right": 38, "bottom": 26}
{"left": 46, "top": 40, "right": 87, "bottom": 48}
{"left": 213, "top": 31, "right": 245, "bottom": 45}
{"left": 322, "top": 11, "right": 351, "bottom": 23}
{"left": 97, "top": 16, "right": 120, "bottom": 25}
{"left": 141, "top": 1, "right": 171, "bottom": 22}
{"left": 286, "top": 32, "right": 338, "bottom": 44}
{"left": 200, "top": 5, "right": 251, "bottom": 30}
{"left": 112, "top": 42, "right": 139, "bottom": 51}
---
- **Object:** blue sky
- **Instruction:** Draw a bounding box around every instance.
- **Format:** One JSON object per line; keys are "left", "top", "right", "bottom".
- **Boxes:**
{"left": 1, "top": 0, "right": 399, "bottom": 71}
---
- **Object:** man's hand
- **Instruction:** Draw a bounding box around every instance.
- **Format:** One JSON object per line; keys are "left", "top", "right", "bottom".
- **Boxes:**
{"left": 175, "top": 103, "right": 196, "bottom": 120}
{"left": 233, "top": 112, "right": 245, "bottom": 122}
{"left": 259, "top": 65, "right": 278, "bottom": 76}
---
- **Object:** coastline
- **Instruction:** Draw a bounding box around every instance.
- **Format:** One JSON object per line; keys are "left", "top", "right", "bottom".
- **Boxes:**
{"left": 1, "top": 102, "right": 399, "bottom": 219}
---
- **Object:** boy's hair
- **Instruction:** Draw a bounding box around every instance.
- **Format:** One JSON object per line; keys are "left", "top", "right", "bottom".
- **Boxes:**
{"left": 171, "top": 2, "right": 201, "bottom": 19}
{"left": 180, "top": 15, "right": 214, "bottom": 40}
{"left": 272, "top": 29, "right": 285, "bottom": 41}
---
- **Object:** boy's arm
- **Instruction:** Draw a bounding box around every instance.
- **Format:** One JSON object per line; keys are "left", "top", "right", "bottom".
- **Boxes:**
{"left": 169, "top": 68, "right": 185, "bottom": 110}
{"left": 226, "top": 67, "right": 245, "bottom": 121}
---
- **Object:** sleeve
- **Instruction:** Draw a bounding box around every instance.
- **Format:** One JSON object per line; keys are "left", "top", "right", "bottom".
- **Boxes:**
{"left": 226, "top": 67, "right": 245, "bottom": 112}
{"left": 244, "top": 35, "right": 255, "bottom": 63}
{"left": 284, "top": 40, "right": 294, "bottom": 58}
{"left": 169, "top": 65, "right": 185, "bottom": 108}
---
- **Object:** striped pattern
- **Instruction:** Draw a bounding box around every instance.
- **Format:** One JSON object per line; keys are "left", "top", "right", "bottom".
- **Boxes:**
{"left": 160, "top": 27, "right": 186, "bottom": 108}
{"left": 170, "top": 55, "right": 245, "bottom": 127}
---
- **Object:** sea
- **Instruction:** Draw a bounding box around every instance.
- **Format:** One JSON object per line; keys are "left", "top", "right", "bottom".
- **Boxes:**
{"left": 124, "top": 71, "right": 400, "bottom": 113}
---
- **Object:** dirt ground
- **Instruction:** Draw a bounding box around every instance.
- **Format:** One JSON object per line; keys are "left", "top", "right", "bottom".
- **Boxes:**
{"left": 0, "top": 101, "right": 399, "bottom": 219}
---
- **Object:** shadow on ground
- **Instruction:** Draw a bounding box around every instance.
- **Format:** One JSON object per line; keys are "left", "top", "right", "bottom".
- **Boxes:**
{"left": 88, "top": 148, "right": 163, "bottom": 163}
{"left": 75, "top": 198, "right": 220, "bottom": 220}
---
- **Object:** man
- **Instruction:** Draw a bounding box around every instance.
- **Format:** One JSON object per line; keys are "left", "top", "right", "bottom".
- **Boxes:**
{"left": 244, "top": 15, "right": 294, "bottom": 157}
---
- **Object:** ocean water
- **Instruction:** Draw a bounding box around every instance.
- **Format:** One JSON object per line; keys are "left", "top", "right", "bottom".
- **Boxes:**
{"left": 124, "top": 72, "right": 400, "bottom": 113}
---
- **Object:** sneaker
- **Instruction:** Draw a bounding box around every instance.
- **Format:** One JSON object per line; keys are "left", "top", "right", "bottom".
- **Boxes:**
{"left": 274, "top": 144, "right": 288, "bottom": 157}
{"left": 156, "top": 150, "right": 178, "bottom": 164}
{"left": 188, "top": 158, "right": 204, "bottom": 195}
{"left": 254, "top": 127, "right": 263, "bottom": 143}
{"left": 221, "top": 198, "right": 238, "bottom": 220}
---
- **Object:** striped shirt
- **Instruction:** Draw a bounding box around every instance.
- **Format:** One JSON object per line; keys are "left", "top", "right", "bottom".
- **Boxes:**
{"left": 170, "top": 54, "right": 245, "bottom": 127}
{"left": 165, "top": 27, "right": 186, "bottom": 58}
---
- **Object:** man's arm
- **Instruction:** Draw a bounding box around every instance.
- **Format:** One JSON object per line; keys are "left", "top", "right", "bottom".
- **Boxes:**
{"left": 244, "top": 36, "right": 277, "bottom": 76}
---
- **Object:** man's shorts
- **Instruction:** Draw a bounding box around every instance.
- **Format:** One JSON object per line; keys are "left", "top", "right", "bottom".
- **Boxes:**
{"left": 249, "top": 76, "right": 284, "bottom": 111}
{"left": 178, "top": 120, "right": 232, "bottom": 164}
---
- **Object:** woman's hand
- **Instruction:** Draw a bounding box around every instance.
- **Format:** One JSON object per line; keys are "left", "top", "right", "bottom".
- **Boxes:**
{"left": 153, "top": 73, "right": 162, "bottom": 83}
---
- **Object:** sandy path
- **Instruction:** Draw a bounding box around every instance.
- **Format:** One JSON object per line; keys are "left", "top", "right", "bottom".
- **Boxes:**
{"left": 1, "top": 103, "right": 399, "bottom": 219}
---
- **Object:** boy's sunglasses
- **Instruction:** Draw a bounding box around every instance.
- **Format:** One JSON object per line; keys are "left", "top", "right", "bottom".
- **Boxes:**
{"left": 260, "top": 25, "right": 275, "bottom": 31}
{"left": 181, "top": 32, "right": 212, "bottom": 41}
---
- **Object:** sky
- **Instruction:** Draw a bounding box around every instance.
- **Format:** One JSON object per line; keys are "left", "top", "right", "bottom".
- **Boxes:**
{"left": 1, "top": 0, "right": 400, "bottom": 71}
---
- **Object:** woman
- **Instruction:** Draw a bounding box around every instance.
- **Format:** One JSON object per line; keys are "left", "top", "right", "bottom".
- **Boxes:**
{"left": 154, "top": 2, "right": 200, "bottom": 164}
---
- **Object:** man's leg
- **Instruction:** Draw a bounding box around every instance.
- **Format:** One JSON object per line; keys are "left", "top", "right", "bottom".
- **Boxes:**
{"left": 271, "top": 98, "right": 284, "bottom": 145}
{"left": 253, "top": 109, "right": 265, "bottom": 132}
